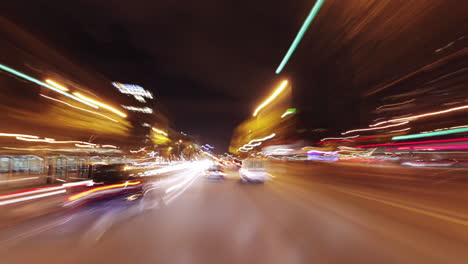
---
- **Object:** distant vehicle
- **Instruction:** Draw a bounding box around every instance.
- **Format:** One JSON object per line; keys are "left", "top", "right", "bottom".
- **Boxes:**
{"left": 239, "top": 158, "right": 269, "bottom": 183}
{"left": 204, "top": 164, "right": 225, "bottom": 180}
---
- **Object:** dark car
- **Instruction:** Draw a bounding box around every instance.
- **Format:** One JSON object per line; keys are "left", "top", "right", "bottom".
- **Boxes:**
{"left": 65, "top": 163, "right": 143, "bottom": 205}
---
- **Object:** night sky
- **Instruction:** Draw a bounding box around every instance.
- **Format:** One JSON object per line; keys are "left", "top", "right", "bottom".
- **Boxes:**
{"left": 3, "top": 0, "right": 467, "bottom": 151}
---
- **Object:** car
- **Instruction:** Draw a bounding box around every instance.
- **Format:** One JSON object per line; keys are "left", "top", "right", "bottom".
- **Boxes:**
{"left": 204, "top": 164, "right": 225, "bottom": 180}
{"left": 239, "top": 158, "right": 270, "bottom": 183}
{"left": 65, "top": 163, "right": 143, "bottom": 205}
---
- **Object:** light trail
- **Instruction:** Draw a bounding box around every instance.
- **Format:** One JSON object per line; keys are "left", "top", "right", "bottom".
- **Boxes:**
{"left": 281, "top": 108, "right": 296, "bottom": 118}
{"left": 356, "top": 137, "right": 468, "bottom": 148}
{"left": 275, "top": 0, "right": 326, "bottom": 74}
{"left": 152, "top": 127, "right": 168, "bottom": 136}
{"left": 0, "top": 64, "right": 98, "bottom": 108}
{"left": 0, "top": 190, "right": 66, "bottom": 206}
{"left": 0, "top": 133, "right": 38, "bottom": 139}
{"left": 376, "top": 99, "right": 414, "bottom": 110}
{"left": 386, "top": 127, "right": 411, "bottom": 133}
{"left": 371, "top": 104, "right": 468, "bottom": 127}
{"left": 238, "top": 133, "right": 276, "bottom": 152}
{"left": 73, "top": 92, "right": 127, "bottom": 118}
{"left": 253, "top": 80, "right": 288, "bottom": 117}
{"left": 45, "top": 79, "right": 69, "bottom": 91}
{"left": 67, "top": 181, "right": 141, "bottom": 201}
{"left": 320, "top": 135, "right": 360, "bottom": 141}
{"left": 317, "top": 136, "right": 377, "bottom": 144}
{"left": 341, "top": 122, "right": 408, "bottom": 135}
{"left": 40, "top": 94, "right": 119, "bottom": 122}
{"left": 392, "top": 127, "right": 468, "bottom": 140}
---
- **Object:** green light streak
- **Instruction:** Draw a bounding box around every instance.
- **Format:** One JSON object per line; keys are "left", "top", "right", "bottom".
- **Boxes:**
{"left": 392, "top": 128, "right": 468, "bottom": 140}
{"left": 0, "top": 64, "right": 98, "bottom": 109}
{"left": 275, "top": 0, "right": 326, "bottom": 74}
{"left": 281, "top": 108, "right": 297, "bottom": 118}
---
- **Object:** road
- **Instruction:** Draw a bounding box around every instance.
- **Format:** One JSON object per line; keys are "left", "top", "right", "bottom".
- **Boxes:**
{"left": 1, "top": 161, "right": 468, "bottom": 264}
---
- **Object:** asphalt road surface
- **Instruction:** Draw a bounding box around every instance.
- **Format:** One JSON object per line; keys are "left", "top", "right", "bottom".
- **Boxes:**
{"left": 1, "top": 161, "right": 468, "bottom": 264}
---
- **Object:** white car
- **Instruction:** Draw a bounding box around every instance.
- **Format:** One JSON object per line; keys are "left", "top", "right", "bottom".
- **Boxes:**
{"left": 239, "top": 158, "right": 269, "bottom": 183}
{"left": 204, "top": 165, "right": 225, "bottom": 180}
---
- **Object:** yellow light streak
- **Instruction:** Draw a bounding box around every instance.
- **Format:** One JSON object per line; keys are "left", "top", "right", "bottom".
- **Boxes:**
{"left": 15, "top": 136, "right": 97, "bottom": 146}
{"left": 45, "top": 79, "right": 69, "bottom": 91}
{"left": 253, "top": 80, "right": 288, "bottom": 117}
{"left": 73, "top": 92, "right": 127, "bottom": 118}
{"left": 40, "top": 94, "right": 118, "bottom": 123}
{"left": 152, "top": 127, "right": 168, "bottom": 136}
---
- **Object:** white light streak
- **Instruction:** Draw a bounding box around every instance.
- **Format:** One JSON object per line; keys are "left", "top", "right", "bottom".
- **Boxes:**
{"left": 341, "top": 122, "right": 409, "bottom": 135}
{"left": 320, "top": 135, "right": 360, "bottom": 141}
{"left": 370, "top": 104, "right": 468, "bottom": 127}
{"left": 0, "top": 190, "right": 66, "bottom": 206}
{"left": 121, "top": 105, "right": 153, "bottom": 114}
{"left": 0, "top": 177, "right": 39, "bottom": 184}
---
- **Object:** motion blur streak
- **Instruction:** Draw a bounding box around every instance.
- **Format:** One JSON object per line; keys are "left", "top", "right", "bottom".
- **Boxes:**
{"left": 371, "top": 105, "right": 468, "bottom": 127}
{"left": 0, "top": 177, "right": 39, "bottom": 184}
{"left": 318, "top": 136, "right": 377, "bottom": 144}
{"left": 341, "top": 121, "right": 409, "bottom": 135}
{"left": 0, "top": 133, "right": 38, "bottom": 139}
{"left": 253, "top": 80, "right": 288, "bottom": 116}
{"left": 0, "top": 180, "right": 93, "bottom": 201}
{"left": 248, "top": 133, "right": 276, "bottom": 143}
{"left": 151, "top": 127, "right": 168, "bottom": 136}
{"left": 356, "top": 137, "right": 468, "bottom": 148}
{"left": 393, "top": 128, "right": 468, "bottom": 140}
{"left": 0, "top": 63, "right": 98, "bottom": 108}
{"left": 14, "top": 134, "right": 98, "bottom": 146}
{"left": 320, "top": 135, "right": 360, "bottom": 141}
{"left": 144, "top": 161, "right": 206, "bottom": 176}
{"left": 0, "top": 190, "right": 66, "bottom": 206}
{"left": 73, "top": 92, "right": 127, "bottom": 118}
{"left": 275, "top": 0, "right": 326, "bottom": 74}
{"left": 44, "top": 79, "right": 69, "bottom": 91}
{"left": 102, "top": 145, "right": 118, "bottom": 149}
{"left": 238, "top": 133, "right": 276, "bottom": 151}
{"left": 40, "top": 94, "right": 119, "bottom": 122}
{"left": 398, "top": 145, "right": 468, "bottom": 151}
{"left": 386, "top": 127, "right": 411, "bottom": 133}
{"left": 376, "top": 99, "right": 415, "bottom": 109}
{"left": 67, "top": 181, "right": 141, "bottom": 201}
{"left": 0, "top": 186, "right": 64, "bottom": 200}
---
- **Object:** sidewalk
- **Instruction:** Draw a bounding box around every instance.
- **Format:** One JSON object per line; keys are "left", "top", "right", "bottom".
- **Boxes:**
{"left": 0, "top": 180, "right": 93, "bottom": 229}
